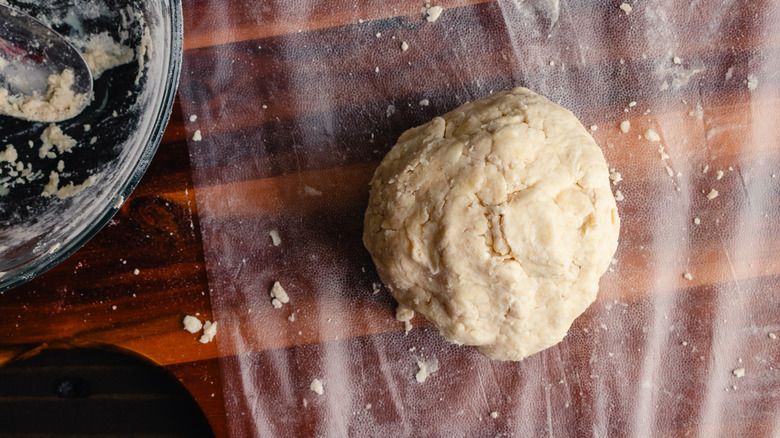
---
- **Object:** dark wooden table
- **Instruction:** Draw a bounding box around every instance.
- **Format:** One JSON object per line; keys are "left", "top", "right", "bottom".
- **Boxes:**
{"left": 3, "top": 0, "right": 780, "bottom": 436}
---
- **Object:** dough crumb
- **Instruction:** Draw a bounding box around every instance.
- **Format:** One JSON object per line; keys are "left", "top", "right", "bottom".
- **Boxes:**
{"left": 419, "top": 98, "right": 430, "bottom": 106}
{"left": 665, "top": 166, "right": 674, "bottom": 177}
{"left": 693, "top": 217, "right": 701, "bottom": 225}
{"left": 702, "top": 165, "right": 709, "bottom": 173}
{"left": 271, "top": 281, "right": 290, "bottom": 304}
{"left": 683, "top": 273, "right": 693, "bottom": 281}
{"left": 746, "top": 74, "right": 758, "bottom": 91}
{"left": 0, "top": 144, "right": 18, "bottom": 165}
{"left": 615, "top": 190, "right": 624, "bottom": 201}
{"left": 269, "top": 229, "right": 281, "bottom": 246}
{"left": 401, "top": 41, "right": 409, "bottom": 51}
{"left": 425, "top": 5, "right": 443, "bottom": 22}
{"left": 192, "top": 130, "right": 202, "bottom": 141}
{"left": 310, "top": 378, "right": 324, "bottom": 395}
{"left": 769, "top": 332, "right": 777, "bottom": 340}
{"left": 304, "top": 185, "right": 322, "bottom": 196}
{"left": 609, "top": 170, "right": 622, "bottom": 185}
{"left": 619, "top": 3, "right": 632, "bottom": 14}
{"left": 590, "top": 125, "right": 598, "bottom": 132}
{"left": 81, "top": 32, "right": 135, "bottom": 79}
{"left": 133, "top": 268, "right": 140, "bottom": 275}
{"left": 288, "top": 313, "right": 296, "bottom": 322}
{"left": 39, "top": 124, "right": 77, "bottom": 159}
{"left": 715, "top": 170, "right": 724, "bottom": 180}
{"left": 732, "top": 368, "right": 746, "bottom": 378}
{"left": 199, "top": 321, "right": 217, "bottom": 343}
{"left": 189, "top": 114, "right": 197, "bottom": 122}
{"left": 658, "top": 145, "right": 670, "bottom": 160}
{"left": 644, "top": 129, "right": 661, "bottom": 142}
{"left": 706, "top": 189, "right": 719, "bottom": 200}
{"left": 673, "top": 56, "right": 682, "bottom": 65}
{"left": 415, "top": 358, "right": 439, "bottom": 383}
{"left": 396, "top": 305, "right": 414, "bottom": 333}
{"left": 725, "top": 66, "right": 734, "bottom": 80}
{"left": 272, "top": 299, "right": 282, "bottom": 309}
{"left": 620, "top": 120, "right": 631, "bottom": 133}
{"left": 490, "top": 411, "right": 499, "bottom": 419}
{"left": 183, "top": 315, "right": 203, "bottom": 333}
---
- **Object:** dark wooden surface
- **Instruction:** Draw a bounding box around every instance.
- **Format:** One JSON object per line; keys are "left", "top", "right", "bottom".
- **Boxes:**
{"left": 2, "top": 0, "right": 780, "bottom": 436}
{"left": 0, "top": 98, "right": 229, "bottom": 435}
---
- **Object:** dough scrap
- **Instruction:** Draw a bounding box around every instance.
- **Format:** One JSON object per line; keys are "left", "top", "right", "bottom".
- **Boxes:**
{"left": 363, "top": 87, "right": 620, "bottom": 361}
{"left": 0, "top": 69, "right": 87, "bottom": 122}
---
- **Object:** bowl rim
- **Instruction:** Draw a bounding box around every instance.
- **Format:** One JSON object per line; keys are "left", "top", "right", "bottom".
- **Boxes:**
{"left": 0, "top": 0, "right": 184, "bottom": 292}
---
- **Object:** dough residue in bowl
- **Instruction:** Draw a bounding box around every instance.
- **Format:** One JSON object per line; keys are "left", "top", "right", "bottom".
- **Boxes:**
{"left": 0, "top": 69, "right": 87, "bottom": 123}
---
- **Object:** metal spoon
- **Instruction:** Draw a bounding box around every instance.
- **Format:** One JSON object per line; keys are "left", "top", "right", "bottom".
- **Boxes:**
{"left": 0, "top": 4, "right": 92, "bottom": 122}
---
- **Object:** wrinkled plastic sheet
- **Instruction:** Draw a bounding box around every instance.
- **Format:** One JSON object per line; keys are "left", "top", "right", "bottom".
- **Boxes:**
{"left": 178, "top": 0, "right": 780, "bottom": 435}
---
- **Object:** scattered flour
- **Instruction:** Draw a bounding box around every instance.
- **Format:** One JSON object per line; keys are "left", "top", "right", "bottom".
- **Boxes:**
{"left": 304, "top": 185, "right": 322, "bottom": 196}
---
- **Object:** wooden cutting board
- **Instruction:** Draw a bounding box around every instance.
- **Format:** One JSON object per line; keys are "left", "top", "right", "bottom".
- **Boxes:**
{"left": 2, "top": 0, "right": 780, "bottom": 436}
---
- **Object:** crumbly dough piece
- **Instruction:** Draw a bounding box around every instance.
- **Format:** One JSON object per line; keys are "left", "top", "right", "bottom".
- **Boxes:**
{"left": 0, "top": 69, "right": 87, "bottom": 122}
{"left": 183, "top": 315, "right": 203, "bottom": 333}
{"left": 80, "top": 32, "right": 135, "bottom": 79}
{"left": 363, "top": 87, "right": 620, "bottom": 361}
{"left": 199, "top": 321, "right": 217, "bottom": 343}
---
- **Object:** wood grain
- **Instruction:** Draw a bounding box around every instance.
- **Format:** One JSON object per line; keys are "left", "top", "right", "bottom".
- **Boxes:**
{"left": 2, "top": 0, "right": 780, "bottom": 436}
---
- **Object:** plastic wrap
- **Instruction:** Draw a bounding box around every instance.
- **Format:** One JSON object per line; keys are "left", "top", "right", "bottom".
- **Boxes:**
{"left": 178, "top": 0, "right": 780, "bottom": 435}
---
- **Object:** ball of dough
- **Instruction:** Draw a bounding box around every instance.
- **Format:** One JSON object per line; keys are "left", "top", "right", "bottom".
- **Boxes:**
{"left": 363, "top": 87, "right": 620, "bottom": 361}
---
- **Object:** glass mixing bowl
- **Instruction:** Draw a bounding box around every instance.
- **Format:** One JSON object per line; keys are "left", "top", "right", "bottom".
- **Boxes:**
{"left": 0, "top": 0, "right": 183, "bottom": 291}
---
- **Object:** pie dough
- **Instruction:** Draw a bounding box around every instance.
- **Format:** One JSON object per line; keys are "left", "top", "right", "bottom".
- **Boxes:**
{"left": 363, "top": 87, "right": 620, "bottom": 361}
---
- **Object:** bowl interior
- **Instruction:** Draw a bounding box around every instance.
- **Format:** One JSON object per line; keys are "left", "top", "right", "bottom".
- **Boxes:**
{"left": 0, "top": 0, "right": 182, "bottom": 290}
